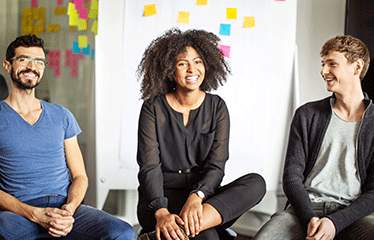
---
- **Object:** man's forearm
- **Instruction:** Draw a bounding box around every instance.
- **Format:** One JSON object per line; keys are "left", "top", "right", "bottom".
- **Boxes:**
{"left": 65, "top": 175, "right": 88, "bottom": 213}
{"left": 0, "top": 190, "right": 38, "bottom": 222}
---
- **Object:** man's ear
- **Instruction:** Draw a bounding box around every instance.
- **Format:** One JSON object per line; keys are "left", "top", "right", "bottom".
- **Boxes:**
{"left": 354, "top": 58, "right": 364, "bottom": 76}
{"left": 3, "top": 60, "right": 11, "bottom": 74}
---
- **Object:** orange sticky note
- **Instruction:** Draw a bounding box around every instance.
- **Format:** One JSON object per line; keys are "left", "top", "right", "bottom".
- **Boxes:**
{"left": 196, "top": 0, "right": 207, "bottom": 5}
{"left": 177, "top": 11, "right": 190, "bottom": 24}
{"left": 226, "top": 8, "right": 237, "bottom": 19}
{"left": 144, "top": 4, "right": 157, "bottom": 16}
{"left": 243, "top": 16, "right": 255, "bottom": 28}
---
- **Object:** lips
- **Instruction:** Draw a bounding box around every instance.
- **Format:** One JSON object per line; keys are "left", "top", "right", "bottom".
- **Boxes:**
{"left": 19, "top": 70, "right": 40, "bottom": 79}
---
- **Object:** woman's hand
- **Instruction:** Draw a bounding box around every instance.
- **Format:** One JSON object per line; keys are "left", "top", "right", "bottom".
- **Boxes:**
{"left": 179, "top": 193, "right": 203, "bottom": 237}
{"left": 155, "top": 208, "right": 185, "bottom": 240}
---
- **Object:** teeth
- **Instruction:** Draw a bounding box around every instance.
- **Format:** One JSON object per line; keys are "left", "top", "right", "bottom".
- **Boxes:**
{"left": 186, "top": 76, "right": 198, "bottom": 80}
{"left": 24, "top": 73, "right": 36, "bottom": 77}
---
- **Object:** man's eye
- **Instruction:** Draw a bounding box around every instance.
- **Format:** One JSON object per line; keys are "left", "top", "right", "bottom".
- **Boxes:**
{"left": 18, "top": 58, "right": 28, "bottom": 63}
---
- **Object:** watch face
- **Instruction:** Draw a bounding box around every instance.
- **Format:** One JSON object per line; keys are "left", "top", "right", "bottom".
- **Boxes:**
{"left": 197, "top": 190, "right": 205, "bottom": 199}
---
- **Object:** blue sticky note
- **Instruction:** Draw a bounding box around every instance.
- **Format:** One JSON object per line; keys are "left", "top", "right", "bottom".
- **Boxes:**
{"left": 82, "top": 44, "right": 90, "bottom": 55}
{"left": 91, "top": 49, "right": 95, "bottom": 60}
{"left": 72, "top": 41, "right": 81, "bottom": 54}
{"left": 219, "top": 24, "right": 231, "bottom": 36}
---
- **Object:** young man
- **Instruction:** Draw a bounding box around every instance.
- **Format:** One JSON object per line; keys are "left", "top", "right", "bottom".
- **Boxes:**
{"left": 254, "top": 35, "right": 374, "bottom": 240}
{"left": 0, "top": 34, "right": 136, "bottom": 240}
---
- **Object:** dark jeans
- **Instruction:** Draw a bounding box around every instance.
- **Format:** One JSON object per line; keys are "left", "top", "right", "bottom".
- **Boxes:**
{"left": 0, "top": 195, "right": 136, "bottom": 240}
{"left": 138, "top": 173, "right": 266, "bottom": 239}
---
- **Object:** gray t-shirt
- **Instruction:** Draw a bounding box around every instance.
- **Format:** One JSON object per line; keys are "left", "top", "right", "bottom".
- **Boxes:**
{"left": 305, "top": 107, "right": 361, "bottom": 206}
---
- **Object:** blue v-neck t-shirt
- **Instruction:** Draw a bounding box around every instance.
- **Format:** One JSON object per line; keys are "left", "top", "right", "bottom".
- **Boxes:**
{"left": 0, "top": 100, "right": 81, "bottom": 202}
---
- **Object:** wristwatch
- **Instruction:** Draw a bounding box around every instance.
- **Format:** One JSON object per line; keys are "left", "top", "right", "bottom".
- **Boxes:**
{"left": 192, "top": 190, "right": 205, "bottom": 200}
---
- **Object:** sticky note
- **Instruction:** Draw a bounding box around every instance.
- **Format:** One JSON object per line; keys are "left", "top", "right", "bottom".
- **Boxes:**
{"left": 82, "top": 44, "right": 90, "bottom": 55}
{"left": 54, "top": 6, "right": 67, "bottom": 15}
{"left": 144, "top": 4, "right": 157, "bottom": 16}
{"left": 91, "top": 49, "right": 95, "bottom": 60}
{"left": 219, "top": 24, "right": 231, "bottom": 36}
{"left": 196, "top": 0, "right": 207, "bottom": 5}
{"left": 72, "top": 42, "right": 81, "bottom": 54}
{"left": 226, "top": 8, "right": 237, "bottom": 19}
{"left": 32, "top": 0, "right": 38, "bottom": 8}
{"left": 68, "top": 2, "right": 76, "bottom": 15}
{"left": 75, "top": 0, "right": 83, "bottom": 10}
{"left": 78, "top": 35, "right": 88, "bottom": 48}
{"left": 177, "top": 11, "right": 190, "bottom": 24}
{"left": 65, "top": 50, "right": 85, "bottom": 77}
{"left": 69, "top": 26, "right": 77, "bottom": 32}
{"left": 219, "top": 45, "right": 231, "bottom": 58}
{"left": 243, "top": 16, "right": 255, "bottom": 28}
{"left": 79, "top": 7, "right": 88, "bottom": 19}
{"left": 48, "top": 50, "right": 61, "bottom": 77}
{"left": 47, "top": 24, "right": 60, "bottom": 32}
{"left": 69, "top": 10, "right": 79, "bottom": 26}
{"left": 91, "top": 20, "right": 98, "bottom": 35}
{"left": 88, "top": 6, "right": 99, "bottom": 18}
{"left": 77, "top": 18, "right": 88, "bottom": 30}
{"left": 57, "top": 0, "right": 64, "bottom": 6}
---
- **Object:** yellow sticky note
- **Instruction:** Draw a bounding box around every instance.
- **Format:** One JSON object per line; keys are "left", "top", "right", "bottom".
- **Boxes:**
{"left": 226, "top": 8, "right": 237, "bottom": 19}
{"left": 196, "top": 0, "right": 207, "bottom": 5}
{"left": 69, "top": 11, "right": 79, "bottom": 26}
{"left": 144, "top": 4, "right": 157, "bottom": 16}
{"left": 91, "top": 20, "right": 98, "bottom": 35}
{"left": 77, "top": 18, "right": 88, "bottom": 30}
{"left": 177, "top": 11, "right": 190, "bottom": 24}
{"left": 243, "top": 16, "right": 255, "bottom": 28}
{"left": 78, "top": 35, "right": 88, "bottom": 48}
{"left": 68, "top": 3, "right": 76, "bottom": 15}
{"left": 88, "top": 7, "right": 98, "bottom": 18}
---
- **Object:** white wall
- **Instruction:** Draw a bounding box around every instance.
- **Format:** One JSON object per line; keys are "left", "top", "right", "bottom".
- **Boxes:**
{"left": 296, "top": 0, "right": 346, "bottom": 105}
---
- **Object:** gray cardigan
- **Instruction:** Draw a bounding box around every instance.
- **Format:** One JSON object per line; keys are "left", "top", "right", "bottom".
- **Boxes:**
{"left": 283, "top": 93, "right": 374, "bottom": 234}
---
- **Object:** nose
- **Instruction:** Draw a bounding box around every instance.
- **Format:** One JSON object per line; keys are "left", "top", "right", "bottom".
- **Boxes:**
{"left": 321, "top": 65, "right": 328, "bottom": 77}
{"left": 26, "top": 59, "right": 37, "bottom": 69}
{"left": 187, "top": 63, "right": 195, "bottom": 73}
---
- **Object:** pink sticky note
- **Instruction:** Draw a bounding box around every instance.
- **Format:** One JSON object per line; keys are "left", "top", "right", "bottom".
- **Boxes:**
{"left": 79, "top": 8, "right": 88, "bottom": 20}
{"left": 32, "top": 0, "right": 38, "bottom": 8}
{"left": 48, "top": 50, "right": 61, "bottom": 77}
{"left": 65, "top": 49, "right": 85, "bottom": 77}
{"left": 219, "top": 45, "right": 231, "bottom": 58}
{"left": 57, "top": 0, "right": 64, "bottom": 5}
{"left": 75, "top": 0, "right": 83, "bottom": 10}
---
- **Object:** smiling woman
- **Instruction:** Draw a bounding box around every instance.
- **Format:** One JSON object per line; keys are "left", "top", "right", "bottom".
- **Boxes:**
{"left": 136, "top": 28, "right": 266, "bottom": 240}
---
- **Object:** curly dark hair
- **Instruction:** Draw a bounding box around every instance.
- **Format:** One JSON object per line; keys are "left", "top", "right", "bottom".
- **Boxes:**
{"left": 137, "top": 28, "right": 231, "bottom": 100}
{"left": 6, "top": 34, "right": 45, "bottom": 62}
{"left": 320, "top": 35, "right": 370, "bottom": 80}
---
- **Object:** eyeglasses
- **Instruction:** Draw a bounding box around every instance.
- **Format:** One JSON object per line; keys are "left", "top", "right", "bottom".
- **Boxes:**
{"left": 10, "top": 55, "right": 47, "bottom": 69}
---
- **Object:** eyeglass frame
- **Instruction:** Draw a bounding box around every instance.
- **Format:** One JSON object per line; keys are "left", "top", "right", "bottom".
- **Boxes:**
{"left": 9, "top": 55, "right": 48, "bottom": 69}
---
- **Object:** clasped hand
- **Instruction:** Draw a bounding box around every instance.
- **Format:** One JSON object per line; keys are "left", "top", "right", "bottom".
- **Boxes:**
{"left": 34, "top": 204, "right": 75, "bottom": 238}
{"left": 155, "top": 194, "right": 203, "bottom": 240}
{"left": 306, "top": 217, "right": 336, "bottom": 240}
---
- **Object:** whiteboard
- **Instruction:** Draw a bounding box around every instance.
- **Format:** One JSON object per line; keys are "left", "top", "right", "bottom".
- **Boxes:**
{"left": 95, "top": 0, "right": 297, "bottom": 211}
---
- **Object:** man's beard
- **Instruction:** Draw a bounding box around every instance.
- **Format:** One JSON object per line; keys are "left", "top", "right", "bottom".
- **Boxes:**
{"left": 11, "top": 68, "right": 41, "bottom": 90}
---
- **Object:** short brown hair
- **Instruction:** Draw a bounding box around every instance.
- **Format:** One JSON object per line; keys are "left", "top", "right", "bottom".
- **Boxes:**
{"left": 320, "top": 35, "right": 370, "bottom": 80}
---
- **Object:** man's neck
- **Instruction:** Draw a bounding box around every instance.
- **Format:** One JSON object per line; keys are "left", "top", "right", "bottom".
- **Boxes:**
{"left": 333, "top": 90, "right": 366, "bottom": 122}
{"left": 5, "top": 86, "right": 40, "bottom": 113}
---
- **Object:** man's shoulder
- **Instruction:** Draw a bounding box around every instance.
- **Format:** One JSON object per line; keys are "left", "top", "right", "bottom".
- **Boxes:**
{"left": 295, "top": 96, "right": 331, "bottom": 116}
{"left": 42, "top": 100, "right": 72, "bottom": 115}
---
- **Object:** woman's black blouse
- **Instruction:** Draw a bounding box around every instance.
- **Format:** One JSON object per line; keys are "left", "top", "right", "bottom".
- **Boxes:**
{"left": 137, "top": 93, "right": 230, "bottom": 213}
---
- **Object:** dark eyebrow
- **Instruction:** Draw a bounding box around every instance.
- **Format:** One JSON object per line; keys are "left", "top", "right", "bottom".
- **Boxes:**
{"left": 17, "top": 55, "right": 45, "bottom": 61}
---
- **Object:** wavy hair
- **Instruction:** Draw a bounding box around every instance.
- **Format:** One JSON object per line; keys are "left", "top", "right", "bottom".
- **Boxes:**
{"left": 6, "top": 34, "right": 45, "bottom": 62}
{"left": 320, "top": 35, "right": 370, "bottom": 80}
{"left": 137, "top": 28, "right": 230, "bottom": 101}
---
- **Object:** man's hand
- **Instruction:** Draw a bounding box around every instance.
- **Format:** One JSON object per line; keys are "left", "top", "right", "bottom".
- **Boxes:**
{"left": 179, "top": 193, "right": 203, "bottom": 237}
{"left": 155, "top": 208, "right": 185, "bottom": 240}
{"left": 306, "top": 217, "right": 336, "bottom": 240}
{"left": 33, "top": 207, "right": 74, "bottom": 238}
